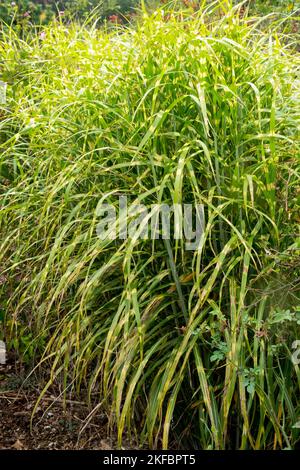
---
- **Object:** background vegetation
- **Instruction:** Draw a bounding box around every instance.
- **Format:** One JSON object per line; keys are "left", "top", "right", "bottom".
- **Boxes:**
{"left": 1, "top": 1, "right": 300, "bottom": 26}
{"left": 0, "top": 0, "right": 141, "bottom": 25}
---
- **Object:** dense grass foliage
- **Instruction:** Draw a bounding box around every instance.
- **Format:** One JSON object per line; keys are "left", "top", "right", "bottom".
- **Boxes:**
{"left": 0, "top": 3, "right": 300, "bottom": 449}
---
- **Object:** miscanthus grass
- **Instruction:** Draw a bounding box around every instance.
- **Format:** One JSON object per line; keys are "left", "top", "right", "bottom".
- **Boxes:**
{"left": 0, "top": 2, "right": 299, "bottom": 449}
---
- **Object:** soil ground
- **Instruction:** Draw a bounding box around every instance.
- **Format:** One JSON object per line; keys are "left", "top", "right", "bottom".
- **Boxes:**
{"left": 0, "top": 354, "right": 126, "bottom": 450}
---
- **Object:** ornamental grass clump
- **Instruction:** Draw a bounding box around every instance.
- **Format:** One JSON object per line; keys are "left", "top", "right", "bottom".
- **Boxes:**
{"left": 0, "top": 2, "right": 299, "bottom": 449}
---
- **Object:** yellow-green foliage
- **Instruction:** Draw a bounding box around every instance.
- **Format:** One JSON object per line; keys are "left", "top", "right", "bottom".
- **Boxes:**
{"left": 0, "top": 3, "right": 299, "bottom": 449}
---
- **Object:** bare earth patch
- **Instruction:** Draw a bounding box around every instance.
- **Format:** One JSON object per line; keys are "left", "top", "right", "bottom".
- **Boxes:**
{"left": 0, "top": 356, "right": 122, "bottom": 450}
